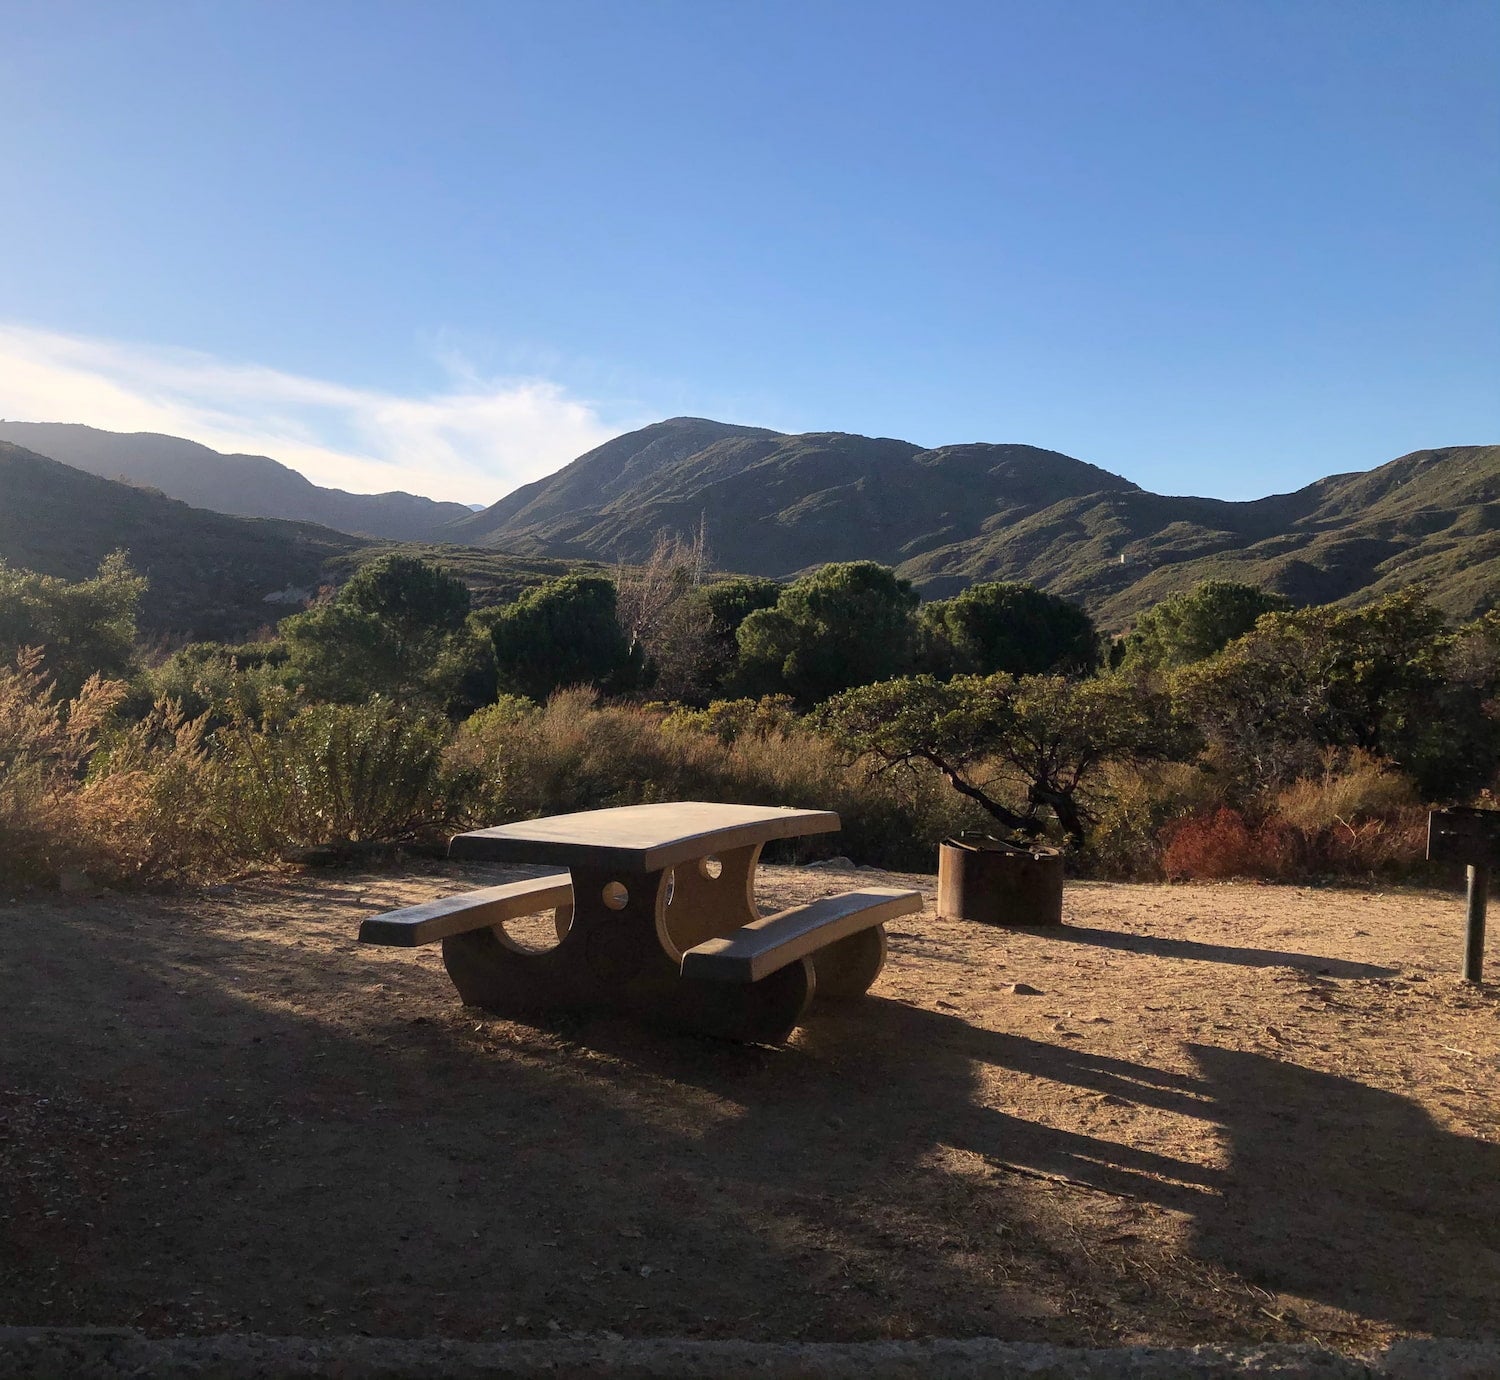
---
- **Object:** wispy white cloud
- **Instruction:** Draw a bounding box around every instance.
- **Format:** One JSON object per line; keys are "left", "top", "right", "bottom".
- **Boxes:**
{"left": 0, "top": 323, "right": 638, "bottom": 504}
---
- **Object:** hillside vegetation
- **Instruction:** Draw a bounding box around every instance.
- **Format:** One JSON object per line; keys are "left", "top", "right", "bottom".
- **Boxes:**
{"left": 2, "top": 531, "right": 1493, "bottom": 892}
{"left": 0, "top": 441, "right": 605, "bottom": 640}
{"left": 5, "top": 418, "right": 1497, "bottom": 638}
{"left": 455, "top": 419, "right": 1500, "bottom": 625}
{"left": 0, "top": 440, "right": 364, "bottom": 640}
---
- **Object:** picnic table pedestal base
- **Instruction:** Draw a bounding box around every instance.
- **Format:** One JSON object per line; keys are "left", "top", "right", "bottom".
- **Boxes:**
{"left": 440, "top": 846, "right": 825, "bottom": 1043}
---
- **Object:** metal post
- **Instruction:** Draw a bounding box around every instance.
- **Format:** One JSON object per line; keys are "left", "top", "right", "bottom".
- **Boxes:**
{"left": 1465, "top": 864, "right": 1488, "bottom": 984}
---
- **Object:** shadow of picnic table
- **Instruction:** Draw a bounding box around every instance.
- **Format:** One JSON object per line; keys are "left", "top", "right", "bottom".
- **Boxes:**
{"left": 574, "top": 993, "right": 1500, "bottom": 1337}
{"left": 7, "top": 883, "right": 1494, "bottom": 1345}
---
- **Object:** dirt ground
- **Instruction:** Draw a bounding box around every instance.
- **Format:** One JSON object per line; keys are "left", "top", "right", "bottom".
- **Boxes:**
{"left": 1, "top": 859, "right": 1497, "bottom": 1351}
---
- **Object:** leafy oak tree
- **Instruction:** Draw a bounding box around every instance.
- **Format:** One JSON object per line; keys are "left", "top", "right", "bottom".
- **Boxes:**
{"left": 918, "top": 581, "right": 1099, "bottom": 678}
{"left": 337, "top": 553, "right": 472, "bottom": 645}
{"left": 0, "top": 551, "right": 146, "bottom": 698}
{"left": 1175, "top": 586, "right": 1491, "bottom": 796}
{"left": 486, "top": 574, "right": 635, "bottom": 702}
{"left": 1120, "top": 579, "right": 1291, "bottom": 672}
{"left": 737, "top": 561, "right": 918, "bottom": 704}
{"left": 697, "top": 575, "right": 782, "bottom": 697}
{"left": 818, "top": 672, "right": 1186, "bottom": 847}
{"left": 280, "top": 554, "right": 491, "bottom": 710}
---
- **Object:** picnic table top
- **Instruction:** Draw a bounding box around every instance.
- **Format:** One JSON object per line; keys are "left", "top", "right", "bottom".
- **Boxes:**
{"left": 449, "top": 801, "right": 840, "bottom": 872}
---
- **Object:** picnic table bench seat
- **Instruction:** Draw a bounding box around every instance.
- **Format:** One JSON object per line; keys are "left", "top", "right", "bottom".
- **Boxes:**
{"left": 358, "top": 874, "right": 571, "bottom": 947}
{"left": 681, "top": 887, "right": 921, "bottom": 987}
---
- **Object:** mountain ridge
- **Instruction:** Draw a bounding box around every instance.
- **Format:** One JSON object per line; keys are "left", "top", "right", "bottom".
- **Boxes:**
{"left": 0, "top": 439, "right": 369, "bottom": 640}
{"left": 4, "top": 413, "right": 1497, "bottom": 630}
{"left": 459, "top": 420, "right": 1500, "bottom": 621}
{"left": 0, "top": 421, "right": 475, "bottom": 542}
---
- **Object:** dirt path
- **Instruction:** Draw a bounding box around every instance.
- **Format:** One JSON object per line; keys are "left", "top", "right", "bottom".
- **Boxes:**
{"left": 1, "top": 863, "right": 1496, "bottom": 1349}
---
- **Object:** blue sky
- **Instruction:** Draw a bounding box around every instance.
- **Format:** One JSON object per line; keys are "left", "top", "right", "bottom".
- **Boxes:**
{"left": 1, "top": 0, "right": 1495, "bottom": 504}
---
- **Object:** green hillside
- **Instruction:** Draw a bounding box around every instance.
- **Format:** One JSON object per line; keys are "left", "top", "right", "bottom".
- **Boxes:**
{"left": 459, "top": 421, "right": 1500, "bottom": 626}
{"left": 0, "top": 440, "right": 375, "bottom": 640}
{"left": 7, "top": 421, "right": 1497, "bottom": 641}
{"left": 457, "top": 418, "right": 1139, "bottom": 578}
{"left": 0, "top": 441, "right": 603, "bottom": 640}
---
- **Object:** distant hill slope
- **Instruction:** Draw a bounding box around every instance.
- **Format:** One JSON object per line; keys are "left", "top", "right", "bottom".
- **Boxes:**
{"left": 0, "top": 440, "right": 367, "bottom": 640}
{"left": 443, "top": 416, "right": 784, "bottom": 544}
{"left": 455, "top": 416, "right": 1138, "bottom": 570}
{"left": 904, "top": 444, "right": 1500, "bottom": 626}
{"left": 0, "top": 421, "right": 475, "bottom": 542}
{"left": 460, "top": 420, "right": 1500, "bottom": 624}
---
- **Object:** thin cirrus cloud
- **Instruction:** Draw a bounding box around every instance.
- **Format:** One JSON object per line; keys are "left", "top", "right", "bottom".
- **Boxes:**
{"left": 0, "top": 322, "right": 632, "bottom": 504}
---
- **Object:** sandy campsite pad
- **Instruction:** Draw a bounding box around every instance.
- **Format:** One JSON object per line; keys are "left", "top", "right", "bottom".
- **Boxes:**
{"left": 1, "top": 862, "right": 1497, "bottom": 1350}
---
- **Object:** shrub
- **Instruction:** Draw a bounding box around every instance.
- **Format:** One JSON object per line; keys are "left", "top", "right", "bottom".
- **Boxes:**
{"left": 86, "top": 698, "right": 227, "bottom": 884}
{"left": 133, "top": 641, "right": 286, "bottom": 728}
{"left": 213, "top": 698, "right": 454, "bottom": 855}
{"left": 449, "top": 689, "right": 981, "bottom": 870}
{"left": 1081, "top": 760, "right": 1225, "bottom": 880}
{"left": 662, "top": 695, "right": 800, "bottom": 744}
{"left": 0, "top": 553, "right": 146, "bottom": 699}
{"left": 1164, "top": 810, "right": 1296, "bottom": 882}
{"left": 1308, "top": 811, "right": 1429, "bottom": 876}
{"left": 1160, "top": 747, "right": 1431, "bottom": 884}
{"left": 1272, "top": 748, "right": 1419, "bottom": 833}
{"left": 0, "top": 650, "right": 128, "bottom": 884}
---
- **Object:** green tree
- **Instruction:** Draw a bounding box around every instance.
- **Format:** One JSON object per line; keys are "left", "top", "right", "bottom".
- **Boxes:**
{"left": 135, "top": 638, "right": 288, "bottom": 727}
{"left": 280, "top": 554, "right": 487, "bottom": 710}
{"left": 0, "top": 551, "right": 146, "bottom": 698}
{"left": 819, "top": 672, "right": 1185, "bottom": 846}
{"left": 337, "top": 553, "right": 471, "bottom": 644}
{"left": 1120, "top": 579, "right": 1292, "bottom": 672}
{"left": 705, "top": 576, "right": 783, "bottom": 642}
{"left": 1175, "top": 587, "right": 1482, "bottom": 796}
{"left": 737, "top": 561, "right": 918, "bottom": 704}
{"left": 281, "top": 604, "right": 405, "bottom": 704}
{"left": 486, "top": 574, "right": 634, "bottom": 702}
{"left": 697, "top": 575, "right": 782, "bottom": 697}
{"left": 918, "top": 582, "right": 1099, "bottom": 678}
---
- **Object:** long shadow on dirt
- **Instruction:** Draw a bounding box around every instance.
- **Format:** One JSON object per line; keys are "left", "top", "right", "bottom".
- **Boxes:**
{"left": 5, "top": 899, "right": 1202, "bottom": 1344}
{"left": 1043, "top": 926, "right": 1397, "bottom": 979}
{"left": 3, "top": 890, "right": 1490, "bottom": 1348}
{"left": 1188, "top": 1044, "right": 1500, "bottom": 1336}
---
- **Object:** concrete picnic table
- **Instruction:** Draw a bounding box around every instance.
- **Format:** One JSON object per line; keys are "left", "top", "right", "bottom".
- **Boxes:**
{"left": 361, "top": 801, "right": 922, "bottom": 1043}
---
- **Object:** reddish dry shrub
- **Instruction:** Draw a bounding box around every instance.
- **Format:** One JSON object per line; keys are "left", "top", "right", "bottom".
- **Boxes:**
{"left": 1163, "top": 803, "right": 1428, "bottom": 882}
{"left": 1162, "top": 808, "right": 1306, "bottom": 881}
{"left": 1163, "top": 808, "right": 1258, "bottom": 880}
{"left": 1299, "top": 809, "right": 1429, "bottom": 876}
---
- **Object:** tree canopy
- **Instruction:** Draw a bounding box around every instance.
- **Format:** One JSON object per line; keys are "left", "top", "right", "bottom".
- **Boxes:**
{"left": 737, "top": 561, "right": 918, "bottom": 704}
{"left": 918, "top": 581, "right": 1099, "bottom": 678}
{"left": 1120, "top": 579, "right": 1291, "bottom": 671}
{"left": 1174, "top": 587, "right": 1492, "bottom": 796}
{"left": 337, "top": 553, "right": 471, "bottom": 642}
{"left": 280, "top": 553, "right": 490, "bottom": 710}
{"left": 486, "top": 573, "right": 635, "bottom": 702}
{"left": 819, "top": 671, "right": 1185, "bottom": 846}
{"left": 0, "top": 551, "right": 145, "bottom": 698}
